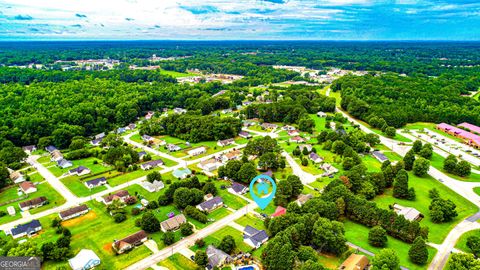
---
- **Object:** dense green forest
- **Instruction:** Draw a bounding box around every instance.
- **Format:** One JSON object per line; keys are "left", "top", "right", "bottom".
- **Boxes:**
{"left": 336, "top": 74, "right": 480, "bottom": 127}
{"left": 2, "top": 41, "right": 480, "bottom": 76}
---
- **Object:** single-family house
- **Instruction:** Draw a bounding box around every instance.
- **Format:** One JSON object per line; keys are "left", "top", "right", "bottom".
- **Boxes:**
{"left": 51, "top": 150, "right": 64, "bottom": 161}
{"left": 10, "top": 171, "right": 25, "bottom": 184}
{"left": 140, "top": 180, "right": 164, "bottom": 193}
{"left": 94, "top": 133, "right": 106, "bottom": 140}
{"left": 45, "top": 145, "right": 57, "bottom": 153}
{"left": 217, "top": 138, "right": 235, "bottom": 147}
{"left": 317, "top": 111, "right": 327, "bottom": 117}
{"left": 141, "top": 134, "right": 154, "bottom": 143}
{"left": 339, "top": 254, "right": 370, "bottom": 270}
{"left": 22, "top": 145, "right": 37, "bottom": 154}
{"left": 19, "top": 197, "right": 48, "bottom": 211}
{"left": 289, "top": 136, "right": 306, "bottom": 143}
{"left": 137, "top": 151, "right": 147, "bottom": 160}
{"left": 309, "top": 152, "right": 323, "bottom": 163}
{"left": 372, "top": 151, "right": 389, "bottom": 163}
{"left": 271, "top": 206, "right": 286, "bottom": 218}
{"left": 127, "top": 123, "right": 136, "bottom": 130}
{"left": 198, "top": 159, "right": 222, "bottom": 172}
{"left": 7, "top": 206, "right": 15, "bottom": 216}
{"left": 243, "top": 225, "right": 269, "bottom": 249}
{"left": 221, "top": 149, "right": 242, "bottom": 163}
{"left": 59, "top": 204, "right": 89, "bottom": 220}
{"left": 261, "top": 123, "right": 278, "bottom": 130}
{"left": 140, "top": 159, "right": 164, "bottom": 170}
{"left": 242, "top": 101, "right": 252, "bottom": 106}
{"left": 296, "top": 194, "right": 313, "bottom": 206}
{"left": 321, "top": 163, "right": 339, "bottom": 176}
{"left": 57, "top": 158, "right": 73, "bottom": 169}
{"left": 19, "top": 181, "right": 37, "bottom": 194}
{"left": 283, "top": 125, "right": 296, "bottom": 131}
{"left": 206, "top": 245, "right": 233, "bottom": 269}
{"left": 228, "top": 182, "right": 248, "bottom": 195}
{"left": 299, "top": 144, "right": 313, "bottom": 152}
{"left": 8, "top": 220, "right": 42, "bottom": 239}
{"left": 85, "top": 177, "right": 107, "bottom": 189}
{"left": 90, "top": 138, "right": 103, "bottom": 146}
{"left": 393, "top": 203, "right": 423, "bottom": 222}
{"left": 117, "top": 127, "right": 126, "bottom": 134}
{"left": 173, "top": 168, "right": 192, "bottom": 179}
{"left": 166, "top": 143, "right": 181, "bottom": 152}
{"left": 145, "top": 111, "right": 154, "bottom": 120}
{"left": 112, "top": 230, "right": 148, "bottom": 254}
{"left": 68, "top": 166, "right": 91, "bottom": 176}
{"left": 103, "top": 190, "right": 130, "bottom": 205}
{"left": 188, "top": 147, "right": 206, "bottom": 156}
{"left": 173, "top": 107, "right": 187, "bottom": 114}
{"left": 239, "top": 131, "right": 252, "bottom": 139}
{"left": 288, "top": 130, "right": 300, "bottom": 136}
{"left": 69, "top": 249, "right": 101, "bottom": 270}
{"left": 197, "top": 196, "right": 223, "bottom": 212}
{"left": 160, "top": 214, "right": 187, "bottom": 232}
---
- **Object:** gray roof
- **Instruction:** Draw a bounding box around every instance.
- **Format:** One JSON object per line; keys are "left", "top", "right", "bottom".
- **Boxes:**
{"left": 231, "top": 182, "right": 247, "bottom": 194}
{"left": 309, "top": 152, "right": 321, "bottom": 160}
{"left": 206, "top": 245, "right": 232, "bottom": 268}
{"left": 85, "top": 177, "right": 107, "bottom": 187}
{"left": 69, "top": 166, "right": 89, "bottom": 174}
{"left": 11, "top": 220, "right": 41, "bottom": 236}
{"left": 243, "top": 226, "right": 268, "bottom": 246}
{"left": 372, "top": 151, "right": 389, "bottom": 162}
{"left": 141, "top": 159, "right": 164, "bottom": 168}
{"left": 57, "top": 159, "right": 72, "bottom": 167}
{"left": 45, "top": 145, "right": 57, "bottom": 152}
{"left": 198, "top": 196, "right": 223, "bottom": 211}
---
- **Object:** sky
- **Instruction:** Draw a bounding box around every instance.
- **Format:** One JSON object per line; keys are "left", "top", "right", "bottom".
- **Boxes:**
{"left": 1, "top": 0, "right": 480, "bottom": 40}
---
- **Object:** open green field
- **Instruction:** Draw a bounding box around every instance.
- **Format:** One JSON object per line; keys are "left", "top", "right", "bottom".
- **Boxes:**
{"left": 235, "top": 213, "right": 266, "bottom": 230}
{"left": 374, "top": 172, "right": 478, "bottom": 244}
{"left": 213, "top": 180, "right": 249, "bottom": 210}
{"left": 158, "top": 253, "right": 197, "bottom": 269}
{"left": 60, "top": 175, "right": 108, "bottom": 197}
{"left": 159, "top": 69, "right": 196, "bottom": 78}
{"left": 362, "top": 154, "right": 382, "bottom": 171}
{"left": 344, "top": 220, "right": 437, "bottom": 270}
{"left": 455, "top": 229, "right": 480, "bottom": 253}
{"left": 190, "top": 225, "right": 253, "bottom": 254}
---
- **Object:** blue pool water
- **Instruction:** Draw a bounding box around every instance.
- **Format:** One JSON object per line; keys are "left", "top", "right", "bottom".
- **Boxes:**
{"left": 238, "top": 267, "right": 254, "bottom": 270}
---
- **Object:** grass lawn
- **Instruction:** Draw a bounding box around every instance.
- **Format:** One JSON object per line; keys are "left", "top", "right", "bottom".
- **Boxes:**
{"left": 344, "top": 220, "right": 437, "bottom": 270}
{"left": 158, "top": 254, "right": 197, "bottom": 269}
{"left": 0, "top": 186, "right": 24, "bottom": 225}
{"left": 429, "top": 152, "right": 480, "bottom": 182}
{"left": 309, "top": 113, "right": 327, "bottom": 134}
{"left": 213, "top": 180, "right": 248, "bottom": 210}
{"left": 455, "top": 229, "right": 480, "bottom": 253}
{"left": 48, "top": 157, "right": 112, "bottom": 177}
{"left": 362, "top": 155, "right": 382, "bottom": 172}
{"left": 190, "top": 225, "right": 253, "bottom": 254}
{"left": 33, "top": 200, "right": 158, "bottom": 270}
{"left": 374, "top": 172, "right": 478, "bottom": 244}
{"left": 383, "top": 151, "right": 403, "bottom": 161}
{"left": 235, "top": 214, "right": 266, "bottom": 230}
{"left": 60, "top": 176, "right": 107, "bottom": 197}
{"left": 159, "top": 69, "right": 196, "bottom": 78}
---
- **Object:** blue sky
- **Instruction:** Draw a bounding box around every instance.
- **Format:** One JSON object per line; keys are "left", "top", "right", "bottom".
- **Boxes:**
{"left": 1, "top": 0, "right": 480, "bottom": 40}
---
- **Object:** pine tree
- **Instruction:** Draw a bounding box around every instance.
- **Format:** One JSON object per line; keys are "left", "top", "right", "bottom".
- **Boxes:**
{"left": 403, "top": 149, "right": 416, "bottom": 171}
{"left": 409, "top": 237, "right": 428, "bottom": 265}
{"left": 393, "top": 169, "right": 410, "bottom": 199}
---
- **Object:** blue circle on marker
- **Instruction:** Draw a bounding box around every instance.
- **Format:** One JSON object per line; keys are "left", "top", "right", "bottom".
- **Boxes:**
{"left": 249, "top": 174, "right": 276, "bottom": 210}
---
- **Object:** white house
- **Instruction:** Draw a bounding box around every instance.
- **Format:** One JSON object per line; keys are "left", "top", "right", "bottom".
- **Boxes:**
{"left": 243, "top": 226, "right": 269, "bottom": 249}
{"left": 140, "top": 180, "right": 165, "bottom": 193}
{"left": 69, "top": 249, "right": 101, "bottom": 270}
{"left": 188, "top": 147, "right": 206, "bottom": 156}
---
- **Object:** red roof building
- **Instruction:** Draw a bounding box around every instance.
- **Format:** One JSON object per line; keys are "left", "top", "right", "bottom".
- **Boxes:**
{"left": 271, "top": 206, "right": 286, "bottom": 218}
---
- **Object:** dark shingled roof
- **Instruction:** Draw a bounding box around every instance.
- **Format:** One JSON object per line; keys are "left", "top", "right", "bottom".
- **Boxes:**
{"left": 198, "top": 196, "right": 223, "bottom": 211}
{"left": 19, "top": 197, "right": 47, "bottom": 209}
{"left": 11, "top": 220, "right": 41, "bottom": 236}
{"left": 59, "top": 204, "right": 88, "bottom": 219}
